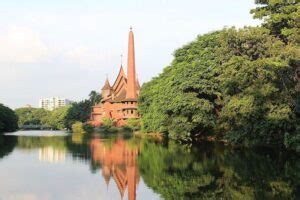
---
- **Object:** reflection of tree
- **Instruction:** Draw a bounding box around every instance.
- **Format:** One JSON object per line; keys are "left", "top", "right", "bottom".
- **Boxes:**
{"left": 0, "top": 136, "right": 17, "bottom": 159}
{"left": 65, "top": 133, "right": 92, "bottom": 166}
{"left": 17, "top": 136, "right": 66, "bottom": 150}
{"left": 90, "top": 136, "right": 140, "bottom": 200}
{"left": 138, "top": 141, "right": 299, "bottom": 200}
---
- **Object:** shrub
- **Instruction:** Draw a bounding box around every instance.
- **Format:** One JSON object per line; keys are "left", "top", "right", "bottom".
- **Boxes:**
{"left": 102, "top": 118, "right": 115, "bottom": 128}
{"left": 72, "top": 121, "right": 94, "bottom": 134}
{"left": 126, "top": 118, "right": 141, "bottom": 131}
{"left": 72, "top": 121, "right": 85, "bottom": 133}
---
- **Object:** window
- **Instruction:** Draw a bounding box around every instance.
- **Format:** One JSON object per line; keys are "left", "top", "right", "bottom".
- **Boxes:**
{"left": 131, "top": 110, "right": 133, "bottom": 114}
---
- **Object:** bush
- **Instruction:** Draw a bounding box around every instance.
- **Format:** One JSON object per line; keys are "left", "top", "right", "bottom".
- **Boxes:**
{"left": 72, "top": 121, "right": 94, "bottom": 134}
{"left": 72, "top": 121, "right": 85, "bottom": 133}
{"left": 126, "top": 118, "right": 141, "bottom": 131}
{"left": 102, "top": 118, "right": 115, "bottom": 128}
{"left": 83, "top": 124, "right": 94, "bottom": 133}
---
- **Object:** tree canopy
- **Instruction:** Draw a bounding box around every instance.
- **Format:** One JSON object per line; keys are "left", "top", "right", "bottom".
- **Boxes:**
{"left": 15, "top": 107, "right": 51, "bottom": 127}
{"left": 251, "top": 0, "right": 299, "bottom": 43}
{"left": 0, "top": 104, "right": 18, "bottom": 133}
{"left": 138, "top": 1, "right": 299, "bottom": 151}
{"left": 64, "top": 90, "right": 101, "bottom": 129}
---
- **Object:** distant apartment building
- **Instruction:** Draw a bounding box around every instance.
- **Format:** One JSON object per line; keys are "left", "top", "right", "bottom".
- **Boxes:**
{"left": 39, "top": 97, "right": 72, "bottom": 111}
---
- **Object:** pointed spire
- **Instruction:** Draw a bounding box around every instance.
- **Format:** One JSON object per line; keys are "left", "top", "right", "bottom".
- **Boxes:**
{"left": 119, "top": 65, "right": 125, "bottom": 76}
{"left": 104, "top": 174, "right": 110, "bottom": 190}
{"left": 126, "top": 27, "right": 137, "bottom": 99}
{"left": 102, "top": 77, "right": 111, "bottom": 90}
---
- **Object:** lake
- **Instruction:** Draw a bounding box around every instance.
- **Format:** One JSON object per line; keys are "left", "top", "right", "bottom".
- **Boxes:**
{"left": 0, "top": 130, "right": 299, "bottom": 200}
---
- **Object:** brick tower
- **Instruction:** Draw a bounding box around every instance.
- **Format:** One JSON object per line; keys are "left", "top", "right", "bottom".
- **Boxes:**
{"left": 90, "top": 28, "right": 140, "bottom": 126}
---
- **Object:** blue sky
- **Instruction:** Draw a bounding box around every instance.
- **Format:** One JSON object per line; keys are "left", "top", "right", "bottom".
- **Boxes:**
{"left": 0, "top": 0, "right": 260, "bottom": 108}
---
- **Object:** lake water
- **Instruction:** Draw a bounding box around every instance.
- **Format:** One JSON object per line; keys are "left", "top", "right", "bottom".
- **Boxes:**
{"left": 0, "top": 130, "right": 299, "bottom": 200}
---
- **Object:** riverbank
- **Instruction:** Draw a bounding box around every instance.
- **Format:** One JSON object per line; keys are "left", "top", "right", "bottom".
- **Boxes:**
{"left": 133, "top": 131, "right": 300, "bottom": 154}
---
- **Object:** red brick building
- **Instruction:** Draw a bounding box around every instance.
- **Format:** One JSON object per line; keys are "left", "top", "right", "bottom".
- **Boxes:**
{"left": 90, "top": 28, "right": 140, "bottom": 126}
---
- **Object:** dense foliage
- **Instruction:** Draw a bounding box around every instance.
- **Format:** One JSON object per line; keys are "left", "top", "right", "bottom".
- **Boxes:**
{"left": 71, "top": 121, "right": 94, "bottom": 134}
{"left": 126, "top": 118, "right": 141, "bottom": 131}
{"left": 48, "top": 106, "right": 71, "bottom": 130}
{"left": 251, "top": 0, "right": 299, "bottom": 43}
{"left": 14, "top": 91, "right": 101, "bottom": 130}
{"left": 64, "top": 91, "right": 101, "bottom": 129}
{"left": 0, "top": 104, "right": 18, "bottom": 133}
{"left": 15, "top": 106, "right": 68, "bottom": 130}
{"left": 138, "top": 1, "right": 299, "bottom": 150}
{"left": 15, "top": 107, "right": 51, "bottom": 127}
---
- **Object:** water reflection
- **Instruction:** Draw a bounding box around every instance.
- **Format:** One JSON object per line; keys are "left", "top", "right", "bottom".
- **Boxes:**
{"left": 90, "top": 137, "right": 139, "bottom": 200}
{"left": 0, "top": 135, "right": 17, "bottom": 159}
{"left": 0, "top": 131, "right": 298, "bottom": 200}
{"left": 138, "top": 141, "right": 300, "bottom": 199}
{"left": 39, "top": 147, "right": 66, "bottom": 163}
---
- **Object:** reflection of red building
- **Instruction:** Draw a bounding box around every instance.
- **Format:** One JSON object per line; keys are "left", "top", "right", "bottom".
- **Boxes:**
{"left": 90, "top": 28, "right": 140, "bottom": 127}
{"left": 90, "top": 138, "right": 139, "bottom": 200}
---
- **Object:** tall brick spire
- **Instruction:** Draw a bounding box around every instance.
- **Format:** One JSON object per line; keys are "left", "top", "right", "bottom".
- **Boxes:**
{"left": 126, "top": 27, "right": 137, "bottom": 99}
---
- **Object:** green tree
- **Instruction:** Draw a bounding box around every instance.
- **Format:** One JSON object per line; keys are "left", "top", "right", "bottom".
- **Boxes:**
{"left": 64, "top": 91, "right": 101, "bottom": 129}
{"left": 15, "top": 107, "right": 51, "bottom": 127}
{"left": 71, "top": 121, "right": 93, "bottom": 134}
{"left": 139, "top": 26, "right": 298, "bottom": 149}
{"left": 0, "top": 104, "right": 18, "bottom": 133}
{"left": 49, "top": 106, "right": 70, "bottom": 130}
{"left": 89, "top": 90, "right": 102, "bottom": 106}
{"left": 64, "top": 100, "right": 92, "bottom": 129}
{"left": 251, "top": 0, "right": 299, "bottom": 43}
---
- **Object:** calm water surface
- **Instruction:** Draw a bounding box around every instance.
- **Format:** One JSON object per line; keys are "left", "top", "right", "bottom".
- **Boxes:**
{"left": 0, "top": 130, "right": 299, "bottom": 200}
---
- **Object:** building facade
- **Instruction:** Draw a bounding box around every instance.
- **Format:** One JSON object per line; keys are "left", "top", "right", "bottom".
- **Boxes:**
{"left": 90, "top": 28, "right": 140, "bottom": 126}
{"left": 39, "top": 97, "right": 72, "bottom": 111}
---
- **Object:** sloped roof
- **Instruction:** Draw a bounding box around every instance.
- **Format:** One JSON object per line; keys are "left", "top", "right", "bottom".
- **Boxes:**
{"left": 102, "top": 78, "right": 111, "bottom": 90}
{"left": 112, "top": 89, "right": 127, "bottom": 102}
{"left": 112, "top": 65, "right": 127, "bottom": 89}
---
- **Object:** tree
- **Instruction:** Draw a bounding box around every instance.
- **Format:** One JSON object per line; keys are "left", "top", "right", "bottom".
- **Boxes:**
{"left": 64, "top": 100, "right": 92, "bottom": 129}
{"left": 15, "top": 107, "right": 51, "bottom": 127}
{"left": 251, "top": 0, "right": 299, "bottom": 43}
{"left": 64, "top": 91, "right": 101, "bottom": 129}
{"left": 138, "top": 26, "right": 298, "bottom": 149}
{"left": 0, "top": 104, "right": 18, "bottom": 133}
{"left": 49, "top": 106, "right": 70, "bottom": 130}
{"left": 89, "top": 90, "right": 101, "bottom": 106}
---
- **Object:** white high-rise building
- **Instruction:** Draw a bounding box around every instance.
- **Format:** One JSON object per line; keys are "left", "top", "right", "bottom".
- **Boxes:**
{"left": 39, "top": 97, "right": 73, "bottom": 111}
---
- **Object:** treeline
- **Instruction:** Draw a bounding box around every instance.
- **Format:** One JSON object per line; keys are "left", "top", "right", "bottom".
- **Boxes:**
{"left": 138, "top": 1, "right": 299, "bottom": 151}
{"left": 0, "top": 104, "right": 18, "bottom": 134}
{"left": 15, "top": 91, "right": 101, "bottom": 130}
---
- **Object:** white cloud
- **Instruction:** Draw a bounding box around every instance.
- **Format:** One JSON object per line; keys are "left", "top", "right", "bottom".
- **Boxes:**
{"left": 0, "top": 26, "right": 50, "bottom": 63}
